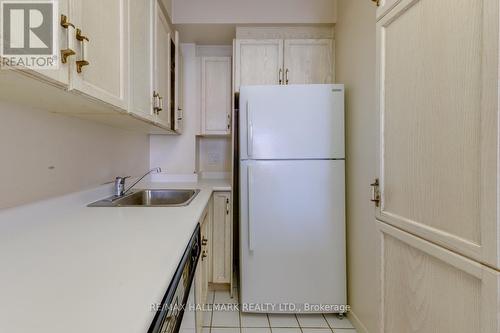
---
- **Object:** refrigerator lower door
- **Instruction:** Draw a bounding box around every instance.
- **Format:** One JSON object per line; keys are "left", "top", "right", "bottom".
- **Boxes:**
{"left": 239, "top": 160, "right": 346, "bottom": 313}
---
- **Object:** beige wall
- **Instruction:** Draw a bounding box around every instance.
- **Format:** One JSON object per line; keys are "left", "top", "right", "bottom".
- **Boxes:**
{"left": 197, "top": 137, "right": 231, "bottom": 174}
{"left": 0, "top": 102, "right": 149, "bottom": 209}
{"left": 172, "top": 0, "right": 337, "bottom": 24}
{"left": 335, "top": 1, "right": 379, "bottom": 333}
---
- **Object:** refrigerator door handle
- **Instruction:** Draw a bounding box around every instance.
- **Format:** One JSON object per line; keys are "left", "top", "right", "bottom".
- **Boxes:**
{"left": 247, "top": 101, "right": 254, "bottom": 158}
{"left": 247, "top": 165, "right": 255, "bottom": 252}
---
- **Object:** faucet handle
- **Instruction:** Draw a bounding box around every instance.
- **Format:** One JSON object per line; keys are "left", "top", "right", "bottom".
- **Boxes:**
{"left": 115, "top": 176, "right": 130, "bottom": 183}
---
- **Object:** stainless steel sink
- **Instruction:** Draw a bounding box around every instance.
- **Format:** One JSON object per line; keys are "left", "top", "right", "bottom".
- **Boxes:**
{"left": 88, "top": 189, "right": 200, "bottom": 207}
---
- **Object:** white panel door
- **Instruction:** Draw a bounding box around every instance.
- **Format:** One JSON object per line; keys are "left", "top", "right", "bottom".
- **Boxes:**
{"left": 376, "top": 0, "right": 500, "bottom": 268}
{"left": 153, "top": 4, "right": 171, "bottom": 129}
{"left": 201, "top": 57, "right": 232, "bottom": 135}
{"left": 234, "top": 39, "right": 283, "bottom": 92}
{"left": 379, "top": 222, "right": 500, "bottom": 333}
{"left": 70, "top": 0, "right": 128, "bottom": 110}
{"left": 212, "top": 192, "right": 232, "bottom": 284}
{"left": 32, "top": 0, "right": 71, "bottom": 86}
{"left": 128, "top": 0, "right": 154, "bottom": 121}
{"left": 239, "top": 85, "right": 344, "bottom": 160}
{"left": 283, "top": 39, "right": 334, "bottom": 85}
{"left": 240, "top": 160, "right": 346, "bottom": 312}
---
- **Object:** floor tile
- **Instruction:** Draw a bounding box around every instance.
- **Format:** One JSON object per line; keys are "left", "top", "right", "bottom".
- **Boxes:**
{"left": 242, "top": 328, "right": 271, "bottom": 333}
{"left": 270, "top": 328, "right": 302, "bottom": 333}
{"left": 240, "top": 313, "right": 269, "bottom": 327}
{"left": 296, "top": 314, "right": 329, "bottom": 328}
{"left": 203, "top": 309, "right": 212, "bottom": 327}
{"left": 301, "top": 329, "right": 332, "bottom": 333}
{"left": 332, "top": 329, "right": 357, "bottom": 333}
{"left": 214, "top": 290, "right": 239, "bottom": 304}
{"left": 202, "top": 328, "right": 210, "bottom": 333}
{"left": 212, "top": 309, "right": 240, "bottom": 327}
{"left": 211, "top": 328, "right": 240, "bottom": 333}
{"left": 268, "top": 314, "right": 299, "bottom": 328}
{"left": 323, "top": 315, "right": 354, "bottom": 329}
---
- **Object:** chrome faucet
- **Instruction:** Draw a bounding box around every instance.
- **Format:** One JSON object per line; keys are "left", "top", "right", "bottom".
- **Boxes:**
{"left": 114, "top": 167, "right": 162, "bottom": 197}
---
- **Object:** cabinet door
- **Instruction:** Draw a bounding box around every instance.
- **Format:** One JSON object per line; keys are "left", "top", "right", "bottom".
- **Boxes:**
{"left": 234, "top": 39, "right": 283, "bottom": 92}
{"left": 201, "top": 212, "right": 210, "bottom": 301}
{"left": 194, "top": 257, "right": 203, "bottom": 333}
{"left": 283, "top": 39, "right": 334, "bottom": 85}
{"left": 376, "top": 0, "right": 500, "bottom": 268}
{"left": 212, "top": 192, "right": 232, "bottom": 284}
{"left": 174, "top": 32, "right": 183, "bottom": 133}
{"left": 70, "top": 0, "right": 128, "bottom": 109}
{"left": 38, "top": 0, "right": 72, "bottom": 85}
{"left": 379, "top": 222, "right": 500, "bottom": 333}
{"left": 1, "top": 0, "right": 72, "bottom": 86}
{"left": 153, "top": 3, "right": 171, "bottom": 129}
{"left": 201, "top": 57, "right": 232, "bottom": 135}
{"left": 128, "top": 0, "right": 154, "bottom": 121}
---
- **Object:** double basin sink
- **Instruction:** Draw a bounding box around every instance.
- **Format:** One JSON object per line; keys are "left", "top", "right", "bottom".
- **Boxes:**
{"left": 88, "top": 189, "right": 200, "bottom": 207}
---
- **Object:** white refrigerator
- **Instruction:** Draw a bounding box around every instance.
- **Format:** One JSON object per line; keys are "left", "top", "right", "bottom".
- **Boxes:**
{"left": 239, "top": 84, "right": 346, "bottom": 314}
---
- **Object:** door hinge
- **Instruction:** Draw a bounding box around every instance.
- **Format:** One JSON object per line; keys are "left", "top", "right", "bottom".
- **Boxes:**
{"left": 371, "top": 0, "right": 380, "bottom": 7}
{"left": 226, "top": 197, "right": 230, "bottom": 215}
{"left": 370, "top": 178, "right": 381, "bottom": 207}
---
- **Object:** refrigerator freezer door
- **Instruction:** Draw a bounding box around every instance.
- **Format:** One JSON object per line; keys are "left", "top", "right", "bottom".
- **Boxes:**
{"left": 239, "top": 84, "right": 344, "bottom": 160}
{"left": 239, "top": 160, "right": 346, "bottom": 312}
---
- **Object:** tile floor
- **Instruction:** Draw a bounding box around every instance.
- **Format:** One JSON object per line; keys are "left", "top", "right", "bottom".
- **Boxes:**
{"left": 202, "top": 288, "right": 357, "bottom": 333}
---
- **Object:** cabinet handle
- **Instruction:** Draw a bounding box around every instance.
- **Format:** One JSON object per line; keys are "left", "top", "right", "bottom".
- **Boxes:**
{"left": 60, "top": 15, "right": 75, "bottom": 64}
{"left": 285, "top": 68, "right": 289, "bottom": 85}
{"left": 75, "top": 28, "right": 90, "bottom": 73}
{"left": 153, "top": 91, "right": 162, "bottom": 113}
{"left": 279, "top": 68, "right": 283, "bottom": 85}
{"left": 158, "top": 95, "right": 164, "bottom": 113}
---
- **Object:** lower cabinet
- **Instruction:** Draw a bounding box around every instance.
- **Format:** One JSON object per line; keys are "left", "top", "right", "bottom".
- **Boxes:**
{"left": 195, "top": 191, "right": 233, "bottom": 333}
{"left": 378, "top": 222, "right": 500, "bottom": 333}
{"left": 195, "top": 203, "right": 211, "bottom": 333}
{"left": 211, "top": 192, "right": 232, "bottom": 284}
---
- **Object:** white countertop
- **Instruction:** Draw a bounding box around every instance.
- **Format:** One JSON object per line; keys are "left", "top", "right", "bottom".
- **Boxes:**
{"left": 0, "top": 179, "right": 231, "bottom": 333}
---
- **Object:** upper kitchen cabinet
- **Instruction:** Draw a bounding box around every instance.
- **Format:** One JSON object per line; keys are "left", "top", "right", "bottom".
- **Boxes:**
{"left": 129, "top": 0, "right": 155, "bottom": 122}
{"left": 154, "top": 2, "right": 172, "bottom": 130}
{"left": 201, "top": 56, "right": 232, "bottom": 135}
{"left": 0, "top": 0, "right": 72, "bottom": 87}
{"left": 234, "top": 39, "right": 283, "bottom": 92}
{"left": 70, "top": 0, "right": 129, "bottom": 110}
{"left": 283, "top": 39, "right": 334, "bottom": 85}
{"left": 234, "top": 27, "right": 334, "bottom": 91}
{"left": 171, "top": 31, "right": 184, "bottom": 133}
{"left": 129, "top": 0, "right": 181, "bottom": 134}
